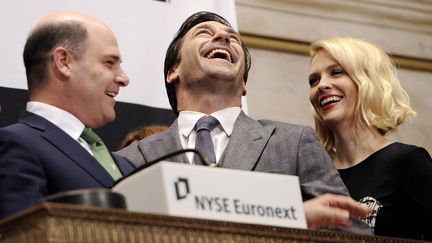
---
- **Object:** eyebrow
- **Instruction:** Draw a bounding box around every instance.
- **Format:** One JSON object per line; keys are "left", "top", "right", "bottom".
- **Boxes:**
{"left": 309, "top": 63, "right": 341, "bottom": 77}
{"left": 107, "top": 54, "right": 121, "bottom": 63}
{"left": 328, "top": 63, "right": 341, "bottom": 69}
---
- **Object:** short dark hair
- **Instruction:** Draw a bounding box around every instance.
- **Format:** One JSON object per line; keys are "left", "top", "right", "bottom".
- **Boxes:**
{"left": 23, "top": 20, "right": 88, "bottom": 92}
{"left": 164, "top": 11, "right": 252, "bottom": 115}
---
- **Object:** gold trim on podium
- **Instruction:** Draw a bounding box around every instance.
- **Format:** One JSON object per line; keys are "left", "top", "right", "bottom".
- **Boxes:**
{"left": 0, "top": 202, "right": 427, "bottom": 243}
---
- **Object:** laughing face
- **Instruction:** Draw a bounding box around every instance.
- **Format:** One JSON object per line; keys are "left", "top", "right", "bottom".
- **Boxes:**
{"left": 308, "top": 49, "right": 358, "bottom": 127}
{"left": 168, "top": 21, "right": 246, "bottom": 96}
{"left": 68, "top": 22, "right": 129, "bottom": 128}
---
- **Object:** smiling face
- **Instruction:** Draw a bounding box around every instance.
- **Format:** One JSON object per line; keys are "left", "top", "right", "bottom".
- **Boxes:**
{"left": 308, "top": 49, "right": 358, "bottom": 128}
{"left": 67, "top": 22, "right": 129, "bottom": 128}
{"left": 167, "top": 21, "right": 246, "bottom": 100}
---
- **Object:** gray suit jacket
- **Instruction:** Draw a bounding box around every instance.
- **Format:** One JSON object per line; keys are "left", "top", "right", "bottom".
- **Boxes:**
{"left": 117, "top": 111, "right": 372, "bottom": 234}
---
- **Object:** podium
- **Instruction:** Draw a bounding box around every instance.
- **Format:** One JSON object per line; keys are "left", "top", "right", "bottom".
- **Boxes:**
{"left": 0, "top": 202, "right": 426, "bottom": 243}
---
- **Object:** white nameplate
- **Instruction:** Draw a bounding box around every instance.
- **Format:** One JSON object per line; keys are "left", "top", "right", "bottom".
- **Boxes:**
{"left": 113, "top": 161, "right": 306, "bottom": 229}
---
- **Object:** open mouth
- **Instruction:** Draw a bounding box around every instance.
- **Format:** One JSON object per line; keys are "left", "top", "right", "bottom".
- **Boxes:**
{"left": 319, "top": 95, "right": 342, "bottom": 108}
{"left": 105, "top": 91, "right": 117, "bottom": 98}
{"left": 205, "top": 48, "right": 233, "bottom": 63}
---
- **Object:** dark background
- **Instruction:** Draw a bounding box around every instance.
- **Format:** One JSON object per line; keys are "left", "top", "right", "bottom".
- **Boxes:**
{"left": 0, "top": 86, "right": 176, "bottom": 151}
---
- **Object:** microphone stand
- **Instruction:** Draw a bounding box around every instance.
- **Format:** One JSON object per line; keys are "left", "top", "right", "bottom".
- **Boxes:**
{"left": 112, "top": 148, "right": 216, "bottom": 187}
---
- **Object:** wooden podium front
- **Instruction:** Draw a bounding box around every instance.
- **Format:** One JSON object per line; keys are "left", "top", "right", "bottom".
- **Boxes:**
{"left": 0, "top": 202, "right": 426, "bottom": 243}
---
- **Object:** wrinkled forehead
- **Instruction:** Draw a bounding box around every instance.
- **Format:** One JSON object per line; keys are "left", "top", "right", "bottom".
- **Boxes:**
{"left": 189, "top": 21, "right": 239, "bottom": 37}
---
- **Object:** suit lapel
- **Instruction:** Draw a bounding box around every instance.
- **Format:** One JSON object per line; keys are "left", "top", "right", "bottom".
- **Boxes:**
{"left": 139, "top": 121, "right": 189, "bottom": 163}
{"left": 21, "top": 112, "right": 115, "bottom": 187}
{"left": 219, "top": 112, "right": 275, "bottom": 170}
{"left": 112, "top": 154, "right": 135, "bottom": 176}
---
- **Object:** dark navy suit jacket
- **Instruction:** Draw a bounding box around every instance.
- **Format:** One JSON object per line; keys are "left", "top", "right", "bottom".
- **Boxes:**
{"left": 0, "top": 111, "right": 135, "bottom": 219}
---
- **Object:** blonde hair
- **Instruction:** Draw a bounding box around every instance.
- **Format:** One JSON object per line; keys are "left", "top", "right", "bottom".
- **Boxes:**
{"left": 309, "top": 37, "right": 416, "bottom": 152}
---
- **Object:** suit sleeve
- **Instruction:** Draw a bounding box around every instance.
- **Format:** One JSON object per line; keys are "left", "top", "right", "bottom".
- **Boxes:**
{"left": 296, "top": 126, "right": 349, "bottom": 200}
{"left": 0, "top": 128, "right": 47, "bottom": 219}
{"left": 115, "top": 142, "right": 148, "bottom": 167}
{"left": 296, "top": 126, "right": 372, "bottom": 234}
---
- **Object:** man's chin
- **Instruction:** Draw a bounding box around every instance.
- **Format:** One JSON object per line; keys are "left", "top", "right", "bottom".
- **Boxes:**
{"left": 207, "top": 70, "right": 237, "bottom": 82}
{"left": 94, "top": 113, "right": 116, "bottom": 128}
{"left": 105, "top": 113, "right": 116, "bottom": 124}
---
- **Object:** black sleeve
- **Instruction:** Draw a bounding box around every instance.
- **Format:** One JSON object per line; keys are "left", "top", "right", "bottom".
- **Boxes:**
{"left": 397, "top": 147, "right": 432, "bottom": 240}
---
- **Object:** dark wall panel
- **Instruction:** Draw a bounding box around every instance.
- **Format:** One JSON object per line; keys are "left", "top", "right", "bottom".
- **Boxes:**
{"left": 0, "top": 86, "right": 176, "bottom": 151}
{"left": 0, "top": 87, "right": 28, "bottom": 127}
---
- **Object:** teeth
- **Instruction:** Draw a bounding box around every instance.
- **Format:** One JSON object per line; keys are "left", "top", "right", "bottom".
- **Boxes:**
{"left": 206, "top": 49, "right": 232, "bottom": 63}
{"left": 105, "top": 91, "right": 116, "bottom": 98}
{"left": 320, "top": 96, "right": 341, "bottom": 107}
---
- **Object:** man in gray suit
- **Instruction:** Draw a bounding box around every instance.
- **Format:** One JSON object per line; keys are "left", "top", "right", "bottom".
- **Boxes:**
{"left": 118, "top": 11, "right": 371, "bottom": 233}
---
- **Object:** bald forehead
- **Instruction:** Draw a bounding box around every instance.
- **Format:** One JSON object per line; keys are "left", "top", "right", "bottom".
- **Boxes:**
{"left": 33, "top": 11, "right": 108, "bottom": 32}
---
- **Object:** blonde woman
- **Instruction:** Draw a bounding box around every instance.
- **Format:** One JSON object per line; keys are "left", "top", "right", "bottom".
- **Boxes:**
{"left": 308, "top": 36, "right": 432, "bottom": 240}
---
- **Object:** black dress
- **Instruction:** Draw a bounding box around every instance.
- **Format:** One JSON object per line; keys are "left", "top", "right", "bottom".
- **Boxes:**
{"left": 338, "top": 142, "right": 432, "bottom": 240}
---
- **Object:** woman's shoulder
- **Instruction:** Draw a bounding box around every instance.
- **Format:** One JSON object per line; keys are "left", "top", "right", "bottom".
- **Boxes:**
{"left": 385, "top": 142, "right": 430, "bottom": 156}
{"left": 381, "top": 142, "right": 432, "bottom": 168}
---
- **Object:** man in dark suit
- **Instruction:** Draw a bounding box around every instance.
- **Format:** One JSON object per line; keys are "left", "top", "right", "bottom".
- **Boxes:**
{"left": 117, "top": 11, "right": 371, "bottom": 233}
{"left": 0, "top": 12, "right": 134, "bottom": 219}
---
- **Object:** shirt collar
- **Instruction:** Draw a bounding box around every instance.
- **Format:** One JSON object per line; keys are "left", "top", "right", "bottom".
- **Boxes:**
{"left": 178, "top": 107, "right": 241, "bottom": 138}
{"left": 27, "top": 101, "right": 85, "bottom": 140}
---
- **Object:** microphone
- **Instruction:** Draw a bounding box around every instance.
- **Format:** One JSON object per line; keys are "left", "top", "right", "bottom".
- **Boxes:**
{"left": 139, "top": 147, "right": 217, "bottom": 167}
{"left": 112, "top": 148, "right": 216, "bottom": 187}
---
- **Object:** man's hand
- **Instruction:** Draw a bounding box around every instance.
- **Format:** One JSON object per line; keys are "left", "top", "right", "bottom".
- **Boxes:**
{"left": 304, "top": 194, "right": 371, "bottom": 229}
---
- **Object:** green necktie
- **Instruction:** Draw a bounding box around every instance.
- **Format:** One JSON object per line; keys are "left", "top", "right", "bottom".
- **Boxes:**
{"left": 80, "top": 128, "right": 122, "bottom": 180}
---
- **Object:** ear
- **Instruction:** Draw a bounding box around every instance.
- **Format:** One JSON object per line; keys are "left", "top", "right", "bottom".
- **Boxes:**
{"left": 166, "top": 66, "right": 179, "bottom": 84}
{"left": 242, "top": 82, "right": 247, "bottom": 96}
{"left": 52, "top": 47, "right": 73, "bottom": 78}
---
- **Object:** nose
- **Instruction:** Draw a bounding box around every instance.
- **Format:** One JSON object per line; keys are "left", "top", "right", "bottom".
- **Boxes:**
{"left": 213, "top": 29, "right": 230, "bottom": 45}
{"left": 116, "top": 68, "right": 129, "bottom": 87}
{"left": 317, "top": 76, "right": 331, "bottom": 91}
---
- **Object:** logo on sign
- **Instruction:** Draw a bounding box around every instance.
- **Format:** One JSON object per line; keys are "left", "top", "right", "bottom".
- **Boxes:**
{"left": 174, "top": 177, "right": 190, "bottom": 200}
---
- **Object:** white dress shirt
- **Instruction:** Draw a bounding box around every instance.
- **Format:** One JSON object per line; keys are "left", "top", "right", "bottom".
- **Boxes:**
{"left": 177, "top": 107, "right": 241, "bottom": 164}
{"left": 27, "top": 101, "right": 93, "bottom": 155}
